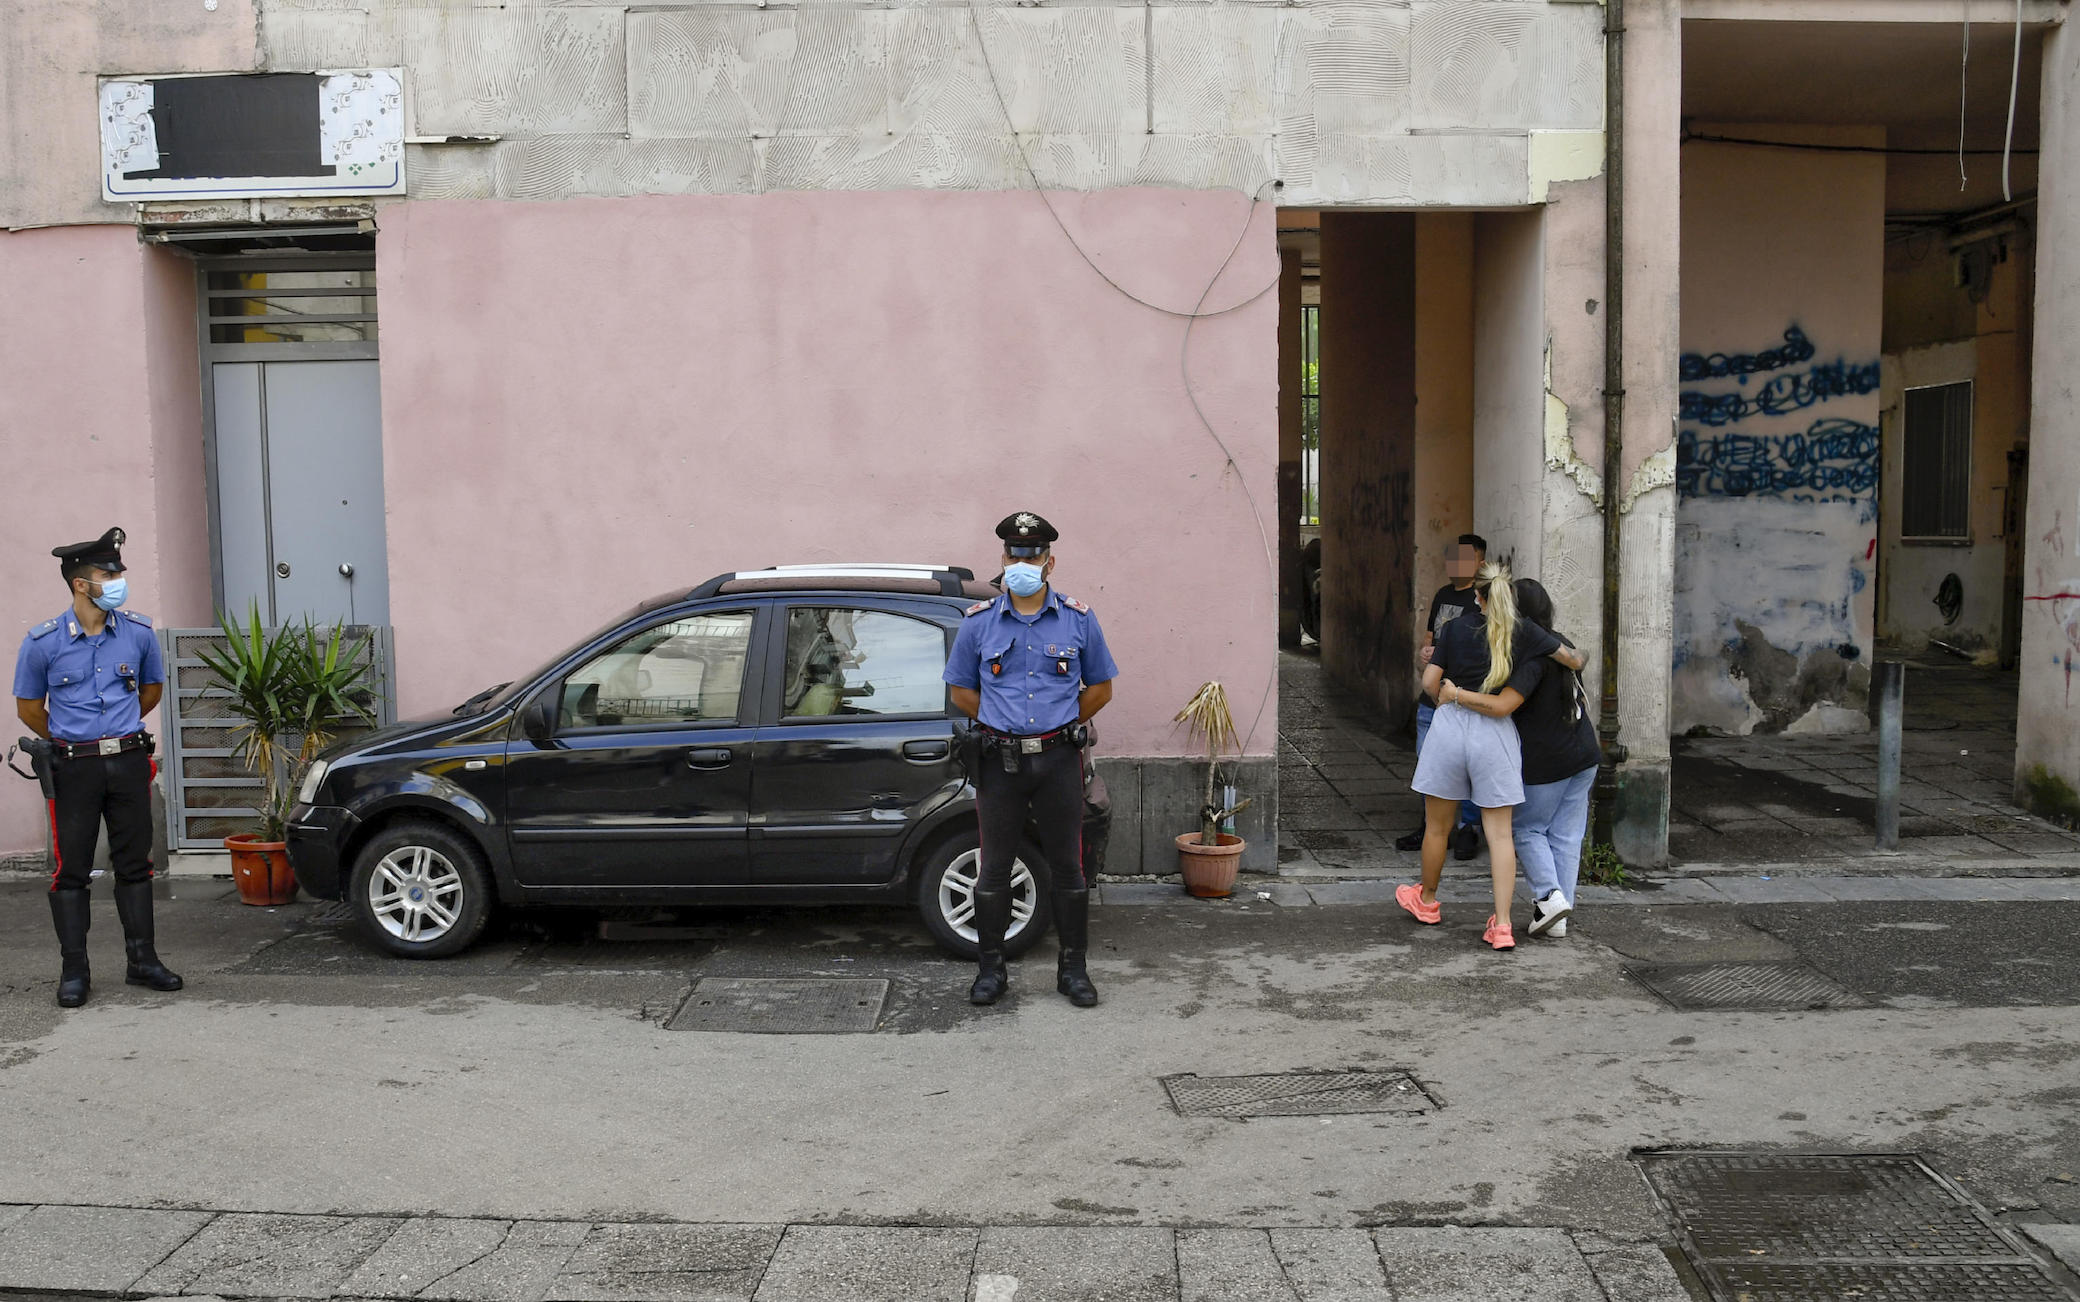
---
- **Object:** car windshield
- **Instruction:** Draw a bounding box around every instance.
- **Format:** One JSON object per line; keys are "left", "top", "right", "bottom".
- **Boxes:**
{"left": 467, "top": 588, "right": 692, "bottom": 714}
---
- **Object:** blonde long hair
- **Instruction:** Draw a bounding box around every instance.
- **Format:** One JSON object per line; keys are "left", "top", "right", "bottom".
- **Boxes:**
{"left": 1477, "top": 561, "right": 1517, "bottom": 692}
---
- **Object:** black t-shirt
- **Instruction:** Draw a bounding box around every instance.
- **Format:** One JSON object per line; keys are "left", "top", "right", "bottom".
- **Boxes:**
{"left": 1426, "top": 584, "right": 1481, "bottom": 642}
{"left": 1433, "top": 613, "right": 1561, "bottom": 694}
{"left": 1505, "top": 633, "right": 1601, "bottom": 785}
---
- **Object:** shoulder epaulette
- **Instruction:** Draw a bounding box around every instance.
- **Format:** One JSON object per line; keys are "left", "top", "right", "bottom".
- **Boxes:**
{"left": 964, "top": 599, "right": 995, "bottom": 617}
{"left": 27, "top": 618, "right": 59, "bottom": 640}
{"left": 124, "top": 611, "right": 153, "bottom": 629}
{"left": 1061, "top": 595, "right": 1091, "bottom": 614}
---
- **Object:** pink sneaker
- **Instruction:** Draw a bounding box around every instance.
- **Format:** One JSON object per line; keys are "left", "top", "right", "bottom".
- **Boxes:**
{"left": 1396, "top": 883, "right": 1442, "bottom": 925}
{"left": 1483, "top": 915, "right": 1516, "bottom": 951}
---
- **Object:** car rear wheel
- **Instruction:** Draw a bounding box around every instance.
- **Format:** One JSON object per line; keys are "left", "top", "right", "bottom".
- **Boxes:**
{"left": 349, "top": 819, "right": 494, "bottom": 959}
{"left": 916, "top": 828, "right": 1051, "bottom": 960}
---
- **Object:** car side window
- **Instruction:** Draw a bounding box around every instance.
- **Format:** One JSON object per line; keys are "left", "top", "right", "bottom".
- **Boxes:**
{"left": 782, "top": 608, "right": 948, "bottom": 719}
{"left": 560, "top": 611, "right": 755, "bottom": 729}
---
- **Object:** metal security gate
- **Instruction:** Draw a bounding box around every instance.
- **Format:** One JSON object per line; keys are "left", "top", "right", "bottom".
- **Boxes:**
{"left": 158, "top": 625, "right": 395, "bottom": 851}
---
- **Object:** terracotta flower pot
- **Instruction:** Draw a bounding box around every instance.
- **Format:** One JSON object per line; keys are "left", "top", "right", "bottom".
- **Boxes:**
{"left": 1175, "top": 832, "right": 1246, "bottom": 898}
{"left": 225, "top": 833, "right": 299, "bottom": 907}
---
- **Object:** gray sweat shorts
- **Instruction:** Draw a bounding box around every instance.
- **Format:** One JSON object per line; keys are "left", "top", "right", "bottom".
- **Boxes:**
{"left": 1411, "top": 701, "right": 1525, "bottom": 809}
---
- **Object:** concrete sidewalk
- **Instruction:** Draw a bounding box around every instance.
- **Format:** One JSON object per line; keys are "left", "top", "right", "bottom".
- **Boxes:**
{"left": 0, "top": 1206, "right": 1692, "bottom": 1301}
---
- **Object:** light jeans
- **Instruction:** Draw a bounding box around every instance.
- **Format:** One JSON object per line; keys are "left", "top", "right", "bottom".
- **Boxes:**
{"left": 1514, "top": 765, "right": 1595, "bottom": 904}
{"left": 1413, "top": 702, "right": 1479, "bottom": 828}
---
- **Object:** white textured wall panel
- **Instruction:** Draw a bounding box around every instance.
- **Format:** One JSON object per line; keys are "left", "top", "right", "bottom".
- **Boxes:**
{"left": 405, "top": 142, "right": 495, "bottom": 198}
{"left": 1409, "top": 0, "right": 1602, "bottom": 131}
{"left": 1274, "top": 3, "right": 1412, "bottom": 185}
{"left": 407, "top": 6, "right": 627, "bottom": 136}
{"left": 889, "top": 8, "right": 1145, "bottom": 137}
{"left": 1287, "top": 131, "right": 1527, "bottom": 206}
{"left": 1152, "top": 8, "right": 1280, "bottom": 135}
{"left": 493, "top": 136, "right": 759, "bottom": 198}
{"left": 629, "top": 9, "right": 889, "bottom": 140}
{"left": 261, "top": 6, "right": 405, "bottom": 69}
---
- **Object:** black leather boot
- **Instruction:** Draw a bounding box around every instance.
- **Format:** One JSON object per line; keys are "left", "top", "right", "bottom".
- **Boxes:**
{"left": 1052, "top": 888, "right": 1098, "bottom": 1007}
{"left": 113, "top": 879, "right": 183, "bottom": 992}
{"left": 968, "top": 888, "right": 1010, "bottom": 1006}
{"left": 49, "top": 889, "right": 91, "bottom": 1008}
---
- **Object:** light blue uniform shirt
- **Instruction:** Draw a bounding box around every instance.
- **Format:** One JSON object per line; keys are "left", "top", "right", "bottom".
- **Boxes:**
{"left": 944, "top": 589, "right": 1118, "bottom": 735}
{"left": 12, "top": 608, "right": 164, "bottom": 742}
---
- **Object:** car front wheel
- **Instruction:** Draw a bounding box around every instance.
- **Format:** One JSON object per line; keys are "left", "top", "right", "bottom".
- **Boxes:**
{"left": 348, "top": 819, "right": 494, "bottom": 959}
{"left": 916, "top": 828, "right": 1052, "bottom": 960}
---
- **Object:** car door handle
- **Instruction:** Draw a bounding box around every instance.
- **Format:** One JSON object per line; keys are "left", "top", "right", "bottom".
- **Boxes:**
{"left": 901, "top": 740, "right": 951, "bottom": 763}
{"left": 686, "top": 747, "right": 733, "bottom": 769}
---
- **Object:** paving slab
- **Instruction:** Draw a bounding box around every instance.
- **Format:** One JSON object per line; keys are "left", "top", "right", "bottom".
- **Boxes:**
{"left": 419, "top": 1221, "right": 591, "bottom": 1302}
{"left": 1303, "top": 881, "right": 1397, "bottom": 907}
{"left": 2021, "top": 1223, "right": 2080, "bottom": 1274}
{"left": 1255, "top": 883, "right": 1315, "bottom": 908}
{"left": 136, "top": 1212, "right": 404, "bottom": 1298}
{"left": 1627, "top": 878, "right": 1725, "bottom": 904}
{"left": 553, "top": 1223, "right": 781, "bottom": 1301}
{"left": 972, "top": 1226, "right": 1178, "bottom": 1301}
{"left": 0, "top": 1205, "right": 29, "bottom": 1238}
{"left": 0, "top": 1204, "right": 214, "bottom": 1293}
{"left": 1099, "top": 884, "right": 1188, "bottom": 906}
{"left": 1907, "top": 878, "right": 2031, "bottom": 901}
{"left": 1706, "top": 877, "right": 1841, "bottom": 903}
{"left": 1176, "top": 1229, "right": 1297, "bottom": 1302}
{"left": 340, "top": 1218, "right": 519, "bottom": 1298}
{"left": 1568, "top": 1233, "right": 1695, "bottom": 1302}
{"left": 751, "top": 1226, "right": 974, "bottom": 1302}
{"left": 2002, "top": 878, "right": 2080, "bottom": 900}
{"left": 1267, "top": 1228, "right": 1392, "bottom": 1300}
{"left": 1372, "top": 1227, "right": 1605, "bottom": 1302}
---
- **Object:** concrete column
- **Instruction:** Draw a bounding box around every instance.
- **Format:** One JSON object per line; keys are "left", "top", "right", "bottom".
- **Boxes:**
{"left": 1318, "top": 213, "right": 1418, "bottom": 726}
{"left": 1472, "top": 210, "right": 1548, "bottom": 578}
{"left": 2016, "top": 20, "right": 2080, "bottom": 825}
{"left": 1412, "top": 214, "right": 1475, "bottom": 646}
{"left": 1613, "top": 0, "right": 1681, "bottom": 865}
{"left": 1278, "top": 246, "right": 1304, "bottom": 648}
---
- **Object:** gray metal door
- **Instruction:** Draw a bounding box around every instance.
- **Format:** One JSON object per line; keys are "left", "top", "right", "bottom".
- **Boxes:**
{"left": 211, "top": 359, "right": 388, "bottom": 627}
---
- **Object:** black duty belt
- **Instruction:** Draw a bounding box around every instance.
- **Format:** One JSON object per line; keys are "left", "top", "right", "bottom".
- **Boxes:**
{"left": 50, "top": 732, "right": 153, "bottom": 761}
{"left": 978, "top": 725, "right": 1079, "bottom": 755}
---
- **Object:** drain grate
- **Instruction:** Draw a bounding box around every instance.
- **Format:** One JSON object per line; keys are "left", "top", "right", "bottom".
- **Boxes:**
{"left": 1625, "top": 961, "right": 1869, "bottom": 1011}
{"left": 305, "top": 901, "right": 356, "bottom": 926}
{"left": 666, "top": 977, "right": 889, "bottom": 1034}
{"left": 1639, "top": 1152, "right": 2072, "bottom": 1300}
{"left": 1161, "top": 1070, "right": 1438, "bottom": 1118}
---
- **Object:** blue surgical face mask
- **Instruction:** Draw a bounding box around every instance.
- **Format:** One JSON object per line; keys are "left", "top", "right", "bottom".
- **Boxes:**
{"left": 1004, "top": 562, "right": 1047, "bottom": 597}
{"left": 89, "top": 577, "right": 127, "bottom": 611}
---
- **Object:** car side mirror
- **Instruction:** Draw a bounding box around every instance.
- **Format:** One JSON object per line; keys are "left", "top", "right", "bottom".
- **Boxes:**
{"left": 520, "top": 695, "right": 555, "bottom": 743}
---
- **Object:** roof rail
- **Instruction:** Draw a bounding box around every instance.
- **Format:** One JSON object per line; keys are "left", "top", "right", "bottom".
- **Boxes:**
{"left": 688, "top": 564, "right": 977, "bottom": 599}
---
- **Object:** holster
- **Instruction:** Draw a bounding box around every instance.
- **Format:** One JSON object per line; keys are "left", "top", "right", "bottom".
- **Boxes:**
{"left": 8, "top": 738, "right": 56, "bottom": 801}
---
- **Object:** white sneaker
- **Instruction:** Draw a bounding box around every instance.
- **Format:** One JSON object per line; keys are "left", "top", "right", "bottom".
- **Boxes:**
{"left": 1528, "top": 891, "right": 1572, "bottom": 936}
{"left": 1547, "top": 918, "right": 1568, "bottom": 938}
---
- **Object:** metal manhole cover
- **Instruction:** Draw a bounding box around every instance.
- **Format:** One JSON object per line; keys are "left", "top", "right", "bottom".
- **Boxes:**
{"left": 1626, "top": 961, "right": 1869, "bottom": 1011}
{"left": 666, "top": 978, "right": 889, "bottom": 1034}
{"left": 1639, "top": 1152, "right": 2072, "bottom": 1301}
{"left": 1162, "top": 1070, "right": 1438, "bottom": 1118}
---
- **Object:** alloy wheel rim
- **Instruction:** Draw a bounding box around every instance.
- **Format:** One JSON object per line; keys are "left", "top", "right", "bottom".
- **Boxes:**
{"left": 368, "top": 845, "right": 464, "bottom": 943}
{"left": 938, "top": 849, "right": 1037, "bottom": 944}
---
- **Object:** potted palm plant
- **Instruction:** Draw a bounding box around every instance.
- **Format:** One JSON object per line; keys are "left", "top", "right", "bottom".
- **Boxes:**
{"left": 1173, "top": 680, "right": 1252, "bottom": 897}
{"left": 195, "top": 604, "right": 378, "bottom": 906}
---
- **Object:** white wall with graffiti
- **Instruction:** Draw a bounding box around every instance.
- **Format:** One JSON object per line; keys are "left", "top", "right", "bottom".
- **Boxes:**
{"left": 1673, "top": 131, "right": 1885, "bottom": 735}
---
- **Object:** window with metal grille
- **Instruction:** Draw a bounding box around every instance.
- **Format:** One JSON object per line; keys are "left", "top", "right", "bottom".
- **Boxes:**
{"left": 1902, "top": 381, "right": 1972, "bottom": 540}
{"left": 1301, "top": 304, "right": 1320, "bottom": 526}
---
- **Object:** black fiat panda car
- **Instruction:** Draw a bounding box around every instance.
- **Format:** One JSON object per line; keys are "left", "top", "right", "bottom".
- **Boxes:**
{"left": 284, "top": 565, "right": 1107, "bottom": 959}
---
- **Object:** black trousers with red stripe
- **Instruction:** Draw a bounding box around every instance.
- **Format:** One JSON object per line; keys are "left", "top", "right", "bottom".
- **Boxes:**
{"left": 975, "top": 742, "right": 1085, "bottom": 894}
{"left": 48, "top": 749, "right": 155, "bottom": 892}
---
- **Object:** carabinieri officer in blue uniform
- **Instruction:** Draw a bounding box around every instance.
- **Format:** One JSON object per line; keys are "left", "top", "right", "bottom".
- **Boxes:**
{"left": 944, "top": 511, "right": 1118, "bottom": 1008}
{"left": 13, "top": 527, "right": 182, "bottom": 1008}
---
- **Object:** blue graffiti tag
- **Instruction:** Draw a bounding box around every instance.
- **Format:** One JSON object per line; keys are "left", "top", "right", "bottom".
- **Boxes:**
{"left": 1676, "top": 417, "right": 1879, "bottom": 502}
{"left": 1678, "top": 357, "right": 1882, "bottom": 427}
{"left": 1678, "top": 326, "right": 1816, "bottom": 383}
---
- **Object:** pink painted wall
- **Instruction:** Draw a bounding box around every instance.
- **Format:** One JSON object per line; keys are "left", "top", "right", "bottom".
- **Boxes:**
{"left": 0, "top": 227, "right": 212, "bottom": 858}
{"left": 376, "top": 190, "right": 1279, "bottom": 759}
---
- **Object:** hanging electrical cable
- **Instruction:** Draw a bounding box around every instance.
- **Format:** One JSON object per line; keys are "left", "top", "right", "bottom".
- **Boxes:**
{"left": 2003, "top": 0, "right": 2023, "bottom": 201}
{"left": 1959, "top": 0, "right": 1971, "bottom": 192}
{"left": 962, "top": 0, "right": 1285, "bottom": 751}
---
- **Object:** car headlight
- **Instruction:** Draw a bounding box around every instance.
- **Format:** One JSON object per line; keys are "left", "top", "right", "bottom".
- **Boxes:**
{"left": 296, "top": 759, "right": 332, "bottom": 806}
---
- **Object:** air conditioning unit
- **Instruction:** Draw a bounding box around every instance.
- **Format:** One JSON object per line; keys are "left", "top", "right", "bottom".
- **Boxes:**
{"left": 100, "top": 70, "right": 405, "bottom": 202}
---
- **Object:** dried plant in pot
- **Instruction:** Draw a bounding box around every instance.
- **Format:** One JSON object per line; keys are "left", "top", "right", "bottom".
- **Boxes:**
{"left": 195, "top": 603, "right": 378, "bottom": 906}
{"left": 1172, "top": 681, "right": 1252, "bottom": 898}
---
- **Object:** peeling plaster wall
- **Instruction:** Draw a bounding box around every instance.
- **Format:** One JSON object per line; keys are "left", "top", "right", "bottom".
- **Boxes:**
{"left": 1538, "top": 175, "right": 1609, "bottom": 704}
{"left": 1674, "top": 129, "right": 1885, "bottom": 736}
